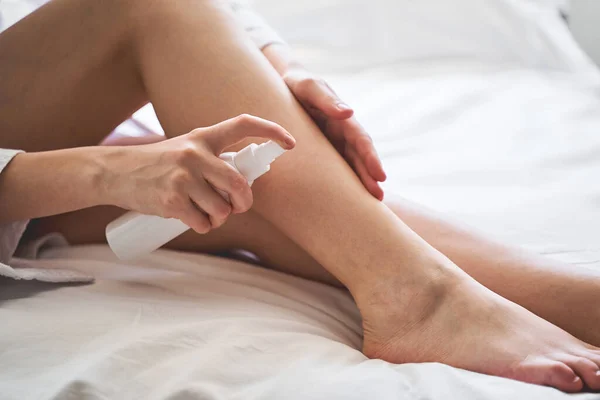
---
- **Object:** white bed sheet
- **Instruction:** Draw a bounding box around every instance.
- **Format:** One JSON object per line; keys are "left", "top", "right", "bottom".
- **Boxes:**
{"left": 3, "top": 0, "right": 600, "bottom": 399}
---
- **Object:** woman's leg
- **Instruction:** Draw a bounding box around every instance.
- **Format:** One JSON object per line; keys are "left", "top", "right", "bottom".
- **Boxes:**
{"left": 0, "top": 0, "right": 147, "bottom": 151}
{"left": 129, "top": 5, "right": 600, "bottom": 391}
{"left": 384, "top": 198, "right": 600, "bottom": 349}
{"left": 33, "top": 204, "right": 341, "bottom": 285}
{"left": 4, "top": 0, "right": 600, "bottom": 391}
{"left": 38, "top": 194, "right": 600, "bottom": 350}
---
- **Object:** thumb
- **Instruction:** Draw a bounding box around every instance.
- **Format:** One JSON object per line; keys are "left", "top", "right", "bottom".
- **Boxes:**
{"left": 202, "top": 114, "right": 296, "bottom": 154}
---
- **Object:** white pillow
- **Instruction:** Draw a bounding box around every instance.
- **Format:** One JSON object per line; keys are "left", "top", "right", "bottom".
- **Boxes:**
{"left": 537, "top": 0, "right": 570, "bottom": 13}
{"left": 253, "top": 0, "right": 592, "bottom": 74}
{"left": 0, "top": 0, "right": 48, "bottom": 34}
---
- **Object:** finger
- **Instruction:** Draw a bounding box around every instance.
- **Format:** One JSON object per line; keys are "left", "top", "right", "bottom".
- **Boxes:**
{"left": 345, "top": 120, "right": 387, "bottom": 182}
{"left": 364, "top": 146, "right": 387, "bottom": 183}
{"left": 178, "top": 200, "right": 212, "bottom": 234}
{"left": 188, "top": 179, "right": 232, "bottom": 229}
{"left": 200, "top": 159, "right": 254, "bottom": 214}
{"left": 347, "top": 147, "right": 384, "bottom": 201}
{"left": 202, "top": 114, "right": 295, "bottom": 154}
{"left": 288, "top": 75, "right": 353, "bottom": 120}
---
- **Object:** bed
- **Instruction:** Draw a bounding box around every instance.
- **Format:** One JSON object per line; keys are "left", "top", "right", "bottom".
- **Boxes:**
{"left": 2, "top": 0, "right": 600, "bottom": 399}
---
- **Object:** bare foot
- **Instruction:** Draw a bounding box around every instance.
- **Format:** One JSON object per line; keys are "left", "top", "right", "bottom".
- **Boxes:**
{"left": 357, "top": 271, "right": 600, "bottom": 392}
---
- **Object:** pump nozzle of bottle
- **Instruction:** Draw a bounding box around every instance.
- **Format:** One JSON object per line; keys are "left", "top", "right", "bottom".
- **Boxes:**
{"left": 222, "top": 140, "right": 286, "bottom": 184}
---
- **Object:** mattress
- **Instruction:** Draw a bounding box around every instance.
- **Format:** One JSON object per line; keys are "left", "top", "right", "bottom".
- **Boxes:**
{"left": 2, "top": 0, "right": 600, "bottom": 399}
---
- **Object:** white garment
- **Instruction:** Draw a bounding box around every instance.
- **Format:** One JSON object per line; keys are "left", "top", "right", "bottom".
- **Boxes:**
{"left": 0, "top": 150, "right": 30, "bottom": 276}
{"left": 0, "top": 0, "right": 284, "bottom": 282}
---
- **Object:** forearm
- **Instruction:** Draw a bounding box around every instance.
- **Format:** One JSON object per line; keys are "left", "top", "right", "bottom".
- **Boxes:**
{"left": 0, "top": 147, "right": 114, "bottom": 222}
{"left": 230, "top": 2, "right": 296, "bottom": 77}
{"left": 262, "top": 43, "right": 298, "bottom": 75}
{"left": 227, "top": 0, "right": 285, "bottom": 51}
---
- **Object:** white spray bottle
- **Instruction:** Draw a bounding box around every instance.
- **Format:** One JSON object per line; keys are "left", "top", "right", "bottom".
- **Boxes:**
{"left": 105, "top": 140, "right": 286, "bottom": 260}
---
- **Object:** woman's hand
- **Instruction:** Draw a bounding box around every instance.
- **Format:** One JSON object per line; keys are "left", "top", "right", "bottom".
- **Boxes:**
{"left": 263, "top": 44, "right": 386, "bottom": 200}
{"left": 106, "top": 114, "right": 295, "bottom": 234}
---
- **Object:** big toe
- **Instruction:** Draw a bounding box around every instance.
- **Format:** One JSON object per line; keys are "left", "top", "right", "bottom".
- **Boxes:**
{"left": 518, "top": 358, "right": 583, "bottom": 393}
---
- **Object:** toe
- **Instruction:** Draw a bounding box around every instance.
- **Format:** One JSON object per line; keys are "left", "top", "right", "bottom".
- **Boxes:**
{"left": 562, "top": 356, "right": 600, "bottom": 390}
{"left": 519, "top": 358, "right": 583, "bottom": 393}
{"left": 544, "top": 362, "right": 583, "bottom": 393}
{"left": 585, "top": 352, "right": 600, "bottom": 370}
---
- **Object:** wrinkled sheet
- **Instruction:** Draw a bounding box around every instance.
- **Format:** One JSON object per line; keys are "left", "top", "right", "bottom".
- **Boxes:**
{"left": 2, "top": 0, "right": 600, "bottom": 399}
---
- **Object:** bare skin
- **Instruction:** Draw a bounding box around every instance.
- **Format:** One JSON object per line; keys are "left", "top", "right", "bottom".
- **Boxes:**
{"left": 2, "top": 0, "right": 600, "bottom": 392}
{"left": 360, "top": 274, "right": 600, "bottom": 392}
{"left": 39, "top": 189, "right": 600, "bottom": 352}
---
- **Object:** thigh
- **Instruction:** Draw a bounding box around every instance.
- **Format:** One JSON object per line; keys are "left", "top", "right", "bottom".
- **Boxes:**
{"left": 0, "top": 0, "right": 146, "bottom": 151}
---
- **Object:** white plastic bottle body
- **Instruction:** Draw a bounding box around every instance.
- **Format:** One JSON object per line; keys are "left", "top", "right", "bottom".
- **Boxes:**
{"left": 104, "top": 213, "right": 190, "bottom": 260}
{"left": 105, "top": 141, "right": 285, "bottom": 260}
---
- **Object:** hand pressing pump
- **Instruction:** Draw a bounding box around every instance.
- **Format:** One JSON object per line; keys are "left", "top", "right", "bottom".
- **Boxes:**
{"left": 105, "top": 141, "right": 286, "bottom": 260}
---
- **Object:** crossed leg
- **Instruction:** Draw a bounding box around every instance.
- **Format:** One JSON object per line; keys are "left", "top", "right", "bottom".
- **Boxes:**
{"left": 40, "top": 195, "right": 600, "bottom": 351}
{"left": 3, "top": 0, "right": 600, "bottom": 391}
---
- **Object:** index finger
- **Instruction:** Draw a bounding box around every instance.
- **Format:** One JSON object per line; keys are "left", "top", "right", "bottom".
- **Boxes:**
{"left": 203, "top": 114, "right": 296, "bottom": 154}
{"left": 345, "top": 119, "right": 386, "bottom": 182}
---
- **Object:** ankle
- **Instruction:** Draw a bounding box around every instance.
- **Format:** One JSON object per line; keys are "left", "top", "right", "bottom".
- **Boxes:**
{"left": 350, "top": 257, "right": 464, "bottom": 323}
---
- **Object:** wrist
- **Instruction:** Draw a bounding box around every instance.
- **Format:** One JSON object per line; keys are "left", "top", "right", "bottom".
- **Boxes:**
{"left": 14, "top": 150, "right": 109, "bottom": 210}
{"left": 90, "top": 145, "right": 128, "bottom": 208}
{"left": 262, "top": 43, "right": 304, "bottom": 76}
{"left": 64, "top": 146, "right": 115, "bottom": 209}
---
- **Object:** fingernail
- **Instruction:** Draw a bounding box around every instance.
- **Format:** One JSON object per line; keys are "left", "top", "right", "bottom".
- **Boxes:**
{"left": 573, "top": 376, "right": 581, "bottom": 382}
{"left": 336, "top": 102, "right": 352, "bottom": 112}
{"left": 596, "top": 370, "right": 600, "bottom": 376}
